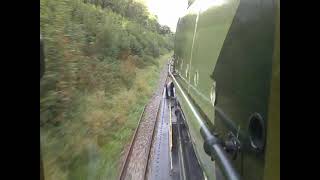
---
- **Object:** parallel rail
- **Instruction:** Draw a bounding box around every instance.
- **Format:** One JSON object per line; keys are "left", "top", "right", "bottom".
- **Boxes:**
{"left": 118, "top": 90, "right": 164, "bottom": 180}
{"left": 118, "top": 104, "right": 146, "bottom": 180}
{"left": 144, "top": 93, "right": 163, "bottom": 179}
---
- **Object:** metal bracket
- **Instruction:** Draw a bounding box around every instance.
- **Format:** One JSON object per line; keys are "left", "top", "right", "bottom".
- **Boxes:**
{"left": 223, "top": 132, "right": 241, "bottom": 160}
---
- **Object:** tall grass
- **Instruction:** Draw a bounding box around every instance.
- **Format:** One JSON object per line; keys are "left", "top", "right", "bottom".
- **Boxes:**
{"left": 41, "top": 53, "right": 172, "bottom": 180}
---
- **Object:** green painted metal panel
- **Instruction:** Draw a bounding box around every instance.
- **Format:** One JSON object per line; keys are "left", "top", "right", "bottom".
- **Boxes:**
{"left": 188, "top": 0, "right": 240, "bottom": 131}
{"left": 263, "top": 0, "right": 280, "bottom": 179}
{"left": 173, "top": 0, "right": 278, "bottom": 179}
{"left": 174, "top": 2, "right": 199, "bottom": 84}
{"left": 174, "top": 0, "right": 241, "bottom": 179}
{"left": 174, "top": 2, "right": 217, "bottom": 179}
{"left": 173, "top": 75, "right": 216, "bottom": 180}
{"left": 211, "top": 0, "right": 276, "bottom": 179}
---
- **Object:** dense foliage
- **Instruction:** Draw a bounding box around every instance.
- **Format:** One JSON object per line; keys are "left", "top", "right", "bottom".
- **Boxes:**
{"left": 40, "top": 0, "right": 173, "bottom": 179}
{"left": 40, "top": 0, "right": 173, "bottom": 125}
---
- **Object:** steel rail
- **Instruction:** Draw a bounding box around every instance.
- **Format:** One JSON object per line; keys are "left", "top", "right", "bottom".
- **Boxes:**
{"left": 144, "top": 88, "right": 166, "bottom": 179}
{"left": 118, "top": 90, "right": 164, "bottom": 180}
{"left": 118, "top": 104, "right": 146, "bottom": 180}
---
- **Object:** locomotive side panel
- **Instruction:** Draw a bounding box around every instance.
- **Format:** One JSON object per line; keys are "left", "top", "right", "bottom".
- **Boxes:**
{"left": 211, "top": 0, "right": 276, "bottom": 179}
{"left": 187, "top": 0, "right": 240, "bottom": 128}
{"left": 173, "top": 0, "right": 278, "bottom": 179}
{"left": 174, "top": 1, "right": 218, "bottom": 179}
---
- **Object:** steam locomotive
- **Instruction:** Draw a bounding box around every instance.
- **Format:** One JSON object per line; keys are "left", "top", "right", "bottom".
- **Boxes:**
{"left": 168, "top": 0, "right": 279, "bottom": 179}
{"left": 40, "top": 0, "right": 279, "bottom": 179}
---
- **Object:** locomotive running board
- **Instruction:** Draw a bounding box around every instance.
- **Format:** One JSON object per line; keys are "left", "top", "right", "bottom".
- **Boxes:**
{"left": 172, "top": 99, "right": 205, "bottom": 180}
{"left": 146, "top": 86, "right": 204, "bottom": 180}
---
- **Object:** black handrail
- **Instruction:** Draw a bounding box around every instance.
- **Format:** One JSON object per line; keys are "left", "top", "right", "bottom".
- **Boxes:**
{"left": 168, "top": 58, "right": 240, "bottom": 180}
{"left": 200, "top": 127, "right": 240, "bottom": 180}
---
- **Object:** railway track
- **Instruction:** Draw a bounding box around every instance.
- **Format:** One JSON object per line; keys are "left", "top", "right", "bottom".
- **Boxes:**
{"left": 118, "top": 62, "right": 204, "bottom": 180}
{"left": 118, "top": 92, "right": 163, "bottom": 180}
{"left": 118, "top": 63, "right": 169, "bottom": 180}
{"left": 118, "top": 104, "right": 147, "bottom": 180}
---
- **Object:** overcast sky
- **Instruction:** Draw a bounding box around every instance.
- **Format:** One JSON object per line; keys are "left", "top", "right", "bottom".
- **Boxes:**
{"left": 144, "top": 0, "right": 188, "bottom": 32}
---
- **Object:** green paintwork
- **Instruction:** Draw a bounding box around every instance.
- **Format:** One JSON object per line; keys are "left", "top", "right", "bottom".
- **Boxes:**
{"left": 188, "top": 0, "right": 240, "bottom": 129}
{"left": 174, "top": 0, "right": 241, "bottom": 179}
{"left": 263, "top": 0, "right": 279, "bottom": 179}
{"left": 173, "top": 0, "right": 279, "bottom": 179}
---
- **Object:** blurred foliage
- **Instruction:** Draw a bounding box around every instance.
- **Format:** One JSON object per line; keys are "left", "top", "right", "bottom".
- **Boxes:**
{"left": 40, "top": 0, "right": 173, "bottom": 125}
{"left": 40, "top": 0, "right": 173, "bottom": 179}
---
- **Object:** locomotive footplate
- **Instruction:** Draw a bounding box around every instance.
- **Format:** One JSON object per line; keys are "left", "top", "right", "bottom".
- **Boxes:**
{"left": 146, "top": 88, "right": 204, "bottom": 180}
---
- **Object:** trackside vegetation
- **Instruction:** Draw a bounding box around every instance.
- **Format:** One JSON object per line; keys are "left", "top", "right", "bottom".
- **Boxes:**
{"left": 40, "top": 0, "right": 173, "bottom": 179}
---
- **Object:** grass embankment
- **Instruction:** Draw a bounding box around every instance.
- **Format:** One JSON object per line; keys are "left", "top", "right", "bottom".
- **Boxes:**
{"left": 40, "top": 53, "right": 172, "bottom": 180}
{"left": 41, "top": 0, "right": 173, "bottom": 179}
